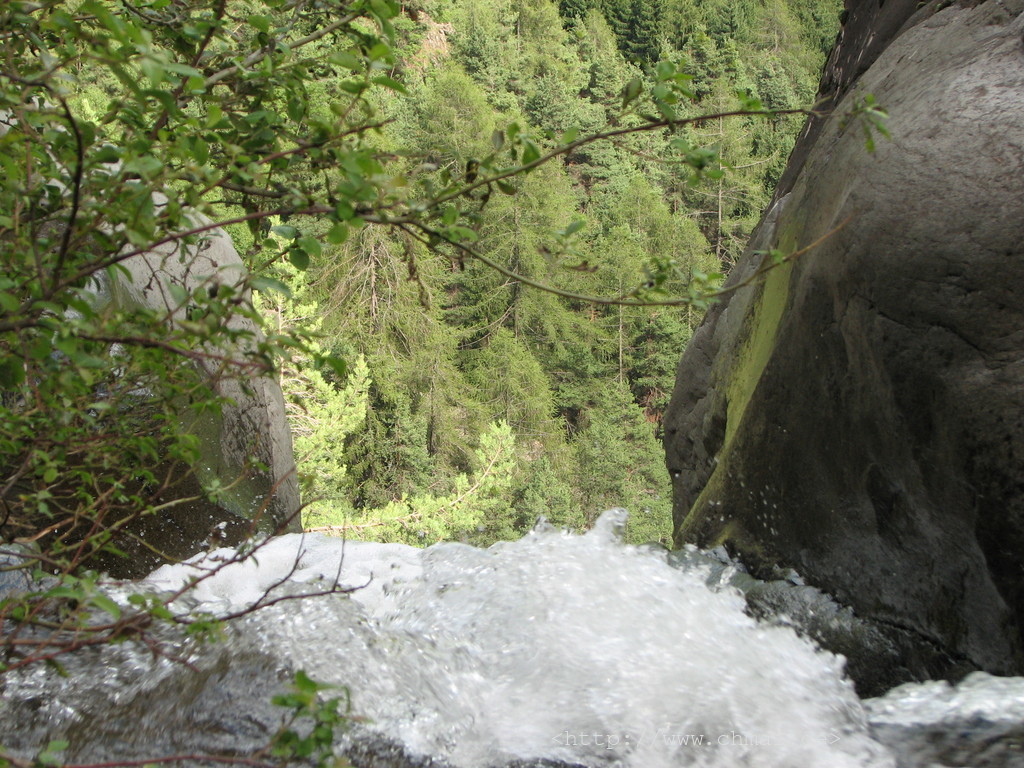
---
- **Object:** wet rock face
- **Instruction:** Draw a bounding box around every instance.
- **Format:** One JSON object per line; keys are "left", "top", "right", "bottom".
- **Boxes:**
{"left": 663, "top": 0, "right": 1024, "bottom": 692}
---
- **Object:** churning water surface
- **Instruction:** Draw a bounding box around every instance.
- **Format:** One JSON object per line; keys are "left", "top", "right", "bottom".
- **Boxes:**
{"left": 147, "top": 509, "right": 894, "bottom": 768}
{"left": 6, "top": 509, "right": 1022, "bottom": 767}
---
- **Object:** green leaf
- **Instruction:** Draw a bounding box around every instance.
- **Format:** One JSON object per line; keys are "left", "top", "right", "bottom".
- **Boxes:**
{"left": 621, "top": 78, "right": 642, "bottom": 109}
{"left": 122, "top": 156, "right": 164, "bottom": 178}
{"left": 326, "top": 223, "right": 349, "bottom": 244}
{"left": 294, "top": 669, "right": 319, "bottom": 694}
{"left": 0, "top": 358, "right": 26, "bottom": 387}
{"left": 272, "top": 225, "right": 299, "bottom": 240}
{"left": 90, "top": 593, "right": 122, "bottom": 620}
{"left": 371, "top": 75, "right": 408, "bottom": 94}
{"left": 368, "top": 42, "right": 392, "bottom": 62}
{"left": 163, "top": 62, "right": 202, "bottom": 79}
{"left": 338, "top": 80, "right": 365, "bottom": 96}
{"left": 286, "top": 97, "right": 306, "bottom": 123}
{"left": 329, "top": 50, "right": 362, "bottom": 71}
{"left": 297, "top": 237, "right": 322, "bottom": 259}
{"left": 36, "top": 740, "right": 69, "bottom": 767}
{"left": 655, "top": 101, "right": 676, "bottom": 122}
{"left": 139, "top": 58, "right": 165, "bottom": 87}
{"left": 334, "top": 201, "right": 355, "bottom": 221}
{"left": 288, "top": 247, "right": 310, "bottom": 271}
{"left": 206, "top": 104, "right": 223, "bottom": 128}
{"left": 78, "top": 121, "right": 96, "bottom": 147}
{"left": 168, "top": 283, "right": 190, "bottom": 307}
{"left": 520, "top": 139, "right": 540, "bottom": 167}
{"left": 251, "top": 276, "right": 292, "bottom": 298}
{"left": 28, "top": 336, "right": 51, "bottom": 361}
{"left": 193, "top": 137, "right": 209, "bottom": 165}
{"left": 248, "top": 15, "right": 272, "bottom": 33}
{"left": 94, "top": 146, "right": 120, "bottom": 164}
{"left": 0, "top": 291, "right": 19, "bottom": 312}
{"left": 317, "top": 354, "right": 348, "bottom": 380}
{"left": 862, "top": 126, "right": 876, "bottom": 154}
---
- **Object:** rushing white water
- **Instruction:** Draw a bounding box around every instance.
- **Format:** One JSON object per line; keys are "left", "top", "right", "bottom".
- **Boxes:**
{"left": 147, "top": 510, "right": 896, "bottom": 768}
{"left": 866, "top": 672, "right": 1024, "bottom": 768}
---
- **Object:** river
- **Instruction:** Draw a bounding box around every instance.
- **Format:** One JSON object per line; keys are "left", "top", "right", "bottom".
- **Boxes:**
{"left": 1, "top": 509, "right": 1022, "bottom": 767}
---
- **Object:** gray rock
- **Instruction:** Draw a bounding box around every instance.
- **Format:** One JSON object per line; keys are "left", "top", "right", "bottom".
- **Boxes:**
{"left": 0, "top": 544, "right": 37, "bottom": 598}
{"left": 56, "top": 203, "right": 302, "bottom": 576}
{"left": 668, "top": 544, "right": 971, "bottom": 697}
{"left": 1, "top": 110, "right": 300, "bottom": 572}
{"left": 663, "top": 0, "right": 1024, "bottom": 694}
{"left": 109, "top": 204, "right": 300, "bottom": 540}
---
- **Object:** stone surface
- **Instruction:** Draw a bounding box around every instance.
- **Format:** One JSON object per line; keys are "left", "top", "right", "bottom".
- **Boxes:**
{"left": 663, "top": 0, "right": 1024, "bottom": 694}
{"left": 1, "top": 112, "right": 300, "bottom": 572}
{"left": 101, "top": 211, "right": 301, "bottom": 573}
{"left": 0, "top": 544, "right": 36, "bottom": 598}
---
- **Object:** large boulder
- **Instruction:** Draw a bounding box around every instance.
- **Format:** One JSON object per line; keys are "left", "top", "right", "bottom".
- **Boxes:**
{"left": 0, "top": 113, "right": 301, "bottom": 573}
{"left": 105, "top": 216, "right": 302, "bottom": 571}
{"left": 663, "top": 0, "right": 1024, "bottom": 694}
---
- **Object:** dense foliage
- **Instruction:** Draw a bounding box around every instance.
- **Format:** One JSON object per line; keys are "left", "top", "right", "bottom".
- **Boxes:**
{"left": 285, "top": 0, "right": 842, "bottom": 545}
{"left": 0, "top": 0, "right": 846, "bottom": 567}
{"left": 0, "top": 0, "right": 852, "bottom": 763}
{"left": 0, "top": 0, "right": 843, "bottom": 659}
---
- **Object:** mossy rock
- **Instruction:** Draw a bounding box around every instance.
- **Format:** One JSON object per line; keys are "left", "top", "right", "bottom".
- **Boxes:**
{"left": 664, "top": 0, "right": 1024, "bottom": 692}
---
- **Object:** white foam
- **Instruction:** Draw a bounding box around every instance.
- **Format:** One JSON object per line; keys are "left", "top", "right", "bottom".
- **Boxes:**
{"left": 867, "top": 670, "right": 1024, "bottom": 726}
{"left": 148, "top": 513, "right": 896, "bottom": 768}
{"left": 145, "top": 533, "right": 422, "bottom": 615}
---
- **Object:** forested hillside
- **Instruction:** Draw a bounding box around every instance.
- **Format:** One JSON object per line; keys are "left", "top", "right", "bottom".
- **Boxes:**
{"left": 262, "top": 0, "right": 842, "bottom": 545}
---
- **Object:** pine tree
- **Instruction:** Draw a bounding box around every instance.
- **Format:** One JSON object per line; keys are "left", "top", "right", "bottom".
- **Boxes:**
{"left": 571, "top": 379, "right": 672, "bottom": 543}
{"left": 296, "top": 0, "right": 841, "bottom": 546}
{"left": 558, "top": 0, "right": 596, "bottom": 22}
